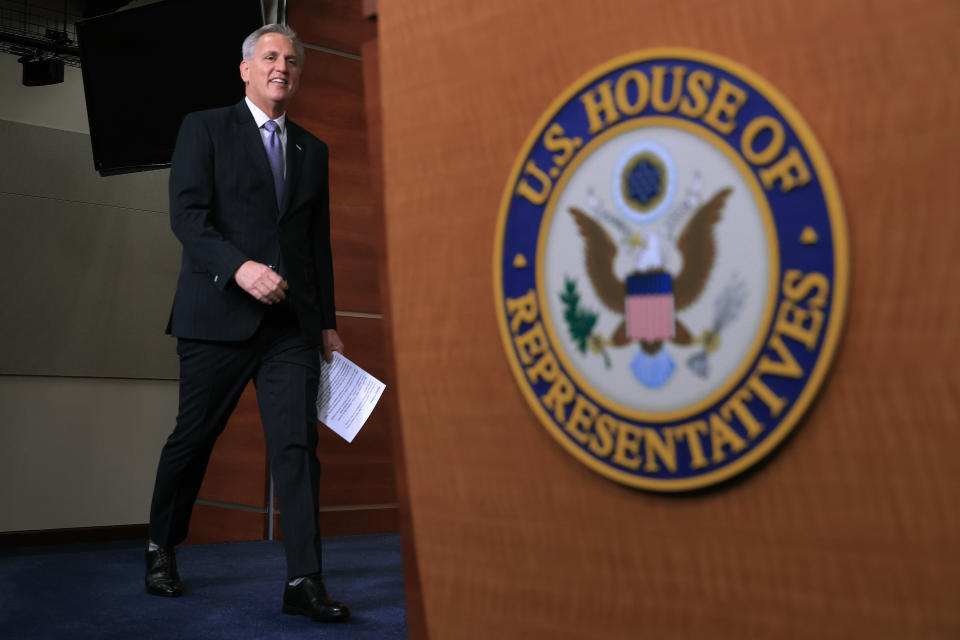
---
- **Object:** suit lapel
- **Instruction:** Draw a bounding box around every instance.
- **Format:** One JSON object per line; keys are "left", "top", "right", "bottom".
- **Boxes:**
{"left": 234, "top": 102, "right": 279, "bottom": 213}
{"left": 234, "top": 101, "right": 303, "bottom": 219}
{"left": 280, "top": 122, "right": 304, "bottom": 220}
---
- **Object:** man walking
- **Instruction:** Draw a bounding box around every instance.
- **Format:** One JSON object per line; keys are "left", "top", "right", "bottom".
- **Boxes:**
{"left": 145, "top": 23, "right": 348, "bottom": 623}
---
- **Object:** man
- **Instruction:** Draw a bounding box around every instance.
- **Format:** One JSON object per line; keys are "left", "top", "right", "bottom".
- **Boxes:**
{"left": 144, "top": 23, "right": 349, "bottom": 623}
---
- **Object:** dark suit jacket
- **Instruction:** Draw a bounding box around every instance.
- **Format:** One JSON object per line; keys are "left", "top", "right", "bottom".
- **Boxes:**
{"left": 166, "top": 100, "right": 337, "bottom": 344}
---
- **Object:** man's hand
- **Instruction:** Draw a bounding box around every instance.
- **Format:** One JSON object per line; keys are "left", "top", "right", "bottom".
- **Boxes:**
{"left": 321, "top": 329, "right": 344, "bottom": 364}
{"left": 234, "top": 260, "right": 288, "bottom": 304}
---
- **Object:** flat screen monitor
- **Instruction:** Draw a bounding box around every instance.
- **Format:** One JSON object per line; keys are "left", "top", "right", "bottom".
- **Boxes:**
{"left": 77, "top": 0, "right": 264, "bottom": 176}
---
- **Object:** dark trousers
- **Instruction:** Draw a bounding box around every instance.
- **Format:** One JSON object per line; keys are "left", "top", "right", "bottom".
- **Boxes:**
{"left": 148, "top": 305, "right": 323, "bottom": 578}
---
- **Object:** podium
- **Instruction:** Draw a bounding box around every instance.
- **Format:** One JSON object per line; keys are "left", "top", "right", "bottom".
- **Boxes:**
{"left": 378, "top": 1, "right": 960, "bottom": 637}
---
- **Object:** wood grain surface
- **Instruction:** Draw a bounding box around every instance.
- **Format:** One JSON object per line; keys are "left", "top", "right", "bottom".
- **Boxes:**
{"left": 197, "top": 383, "right": 269, "bottom": 508}
{"left": 362, "top": 35, "right": 428, "bottom": 640}
{"left": 183, "top": 503, "right": 266, "bottom": 545}
{"left": 192, "top": 315, "right": 397, "bottom": 538}
{"left": 378, "top": 1, "right": 960, "bottom": 638}
{"left": 289, "top": 0, "right": 376, "bottom": 56}
{"left": 317, "top": 315, "right": 397, "bottom": 507}
{"left": 289, "top": 48, "right": 381, "bottom": 315}
{"left": 273, "top": 507, "right": 399, "bottom": 539}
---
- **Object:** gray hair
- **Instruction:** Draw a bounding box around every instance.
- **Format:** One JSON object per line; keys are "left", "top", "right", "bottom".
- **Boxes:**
{"left": 242, "top": 23, "right": 305, "bottom": 65}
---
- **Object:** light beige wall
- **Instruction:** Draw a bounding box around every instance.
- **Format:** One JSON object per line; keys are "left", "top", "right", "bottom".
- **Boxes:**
{"left": 0, "top": 118, "right": 180, "bottom": 379}
{"left": 0, "top": 54, "right": 89, "bottom": 134}
{"left": 0, "top": 54, "right": 179, "bottom": 532}
{"left": 0, "top": 377, "right": 177, "bottom": 530}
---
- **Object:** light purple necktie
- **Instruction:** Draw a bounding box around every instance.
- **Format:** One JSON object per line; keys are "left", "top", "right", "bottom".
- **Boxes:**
{"left": 263, "top": 119, "right": 284, "bottom": 209}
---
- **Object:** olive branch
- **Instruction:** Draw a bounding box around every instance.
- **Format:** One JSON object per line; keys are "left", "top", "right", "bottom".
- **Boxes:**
{"left": 559, "top": 278, "right": 611, "bottom": 368}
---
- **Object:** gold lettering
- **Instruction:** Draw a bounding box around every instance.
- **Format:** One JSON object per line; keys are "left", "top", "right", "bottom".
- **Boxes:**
{"left": 505, "top": 290, "right": 538, "bottom": 333}
{"left": 643, "top": 427, "right": 677, "bottom": 473}
{"left": 776, "top": 268, "right": 830, "bottom": 350}
{"left": 679, "top": 69, "right": 714, "bottom": 118}
{"left": 526, "top": 350, "right": 559, "bottom": 384}
{"left": 515, "top": 159, "right": 552, "bottom": 205}
{"left": 543, "top": 123, "right": 577, "bottom": 167}
{"left": 783, "top": 269, "right": 829, "bottom": 307}
{"left": 671, "top": 421, "right": 709, "bottom": 469}
{"left": 702, "top": 78, "right": 747, "bottom": 135}
{"left": 775, "top": 300, "right": 824, "bottom": 351}
{"left": 720, "top": 388, "right": 765, "bottom": 439}
{"left": 564, "top": 394, "right": 599, "bottom": 445}
{"left": 513, "top": 322, "right": 549, "bottom": 365}
{"left": 740, "top": 115, "right": 786, "bottom": 166}
{"left": 758, "top": 146, "right": 811, "bottom": 193}
{"left": 614, "top": 69, "right": 650, "bottom": 116}
{"left": 541, "top": 372, "right": 576, "bottom": 423}
{"left": 650, "top": 65, "right": 686, "bottom": 112}
{"left": 746, "top": 374, "right": 788, "bottom": 417}
{"left": 580, "top": 80, "right": 620, "bottom": 134}
{"left": 757, "top": 333, "right": 804, "bottom": 379}
{"left": 612, "top": 421, "right": 643, "bottom": 470}
{"left": 708, "top": 412, "right": 748, "bottom": 464}
{"left": 590, "top": 413, "right": 617, "bottom": 458}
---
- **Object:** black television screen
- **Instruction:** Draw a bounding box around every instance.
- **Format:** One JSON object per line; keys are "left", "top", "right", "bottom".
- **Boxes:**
{"left": 77, "top": 0, "right": 264, "bottom": 176}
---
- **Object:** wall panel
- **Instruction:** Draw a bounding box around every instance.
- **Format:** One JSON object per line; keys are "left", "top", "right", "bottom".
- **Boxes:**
{"left": 196, "top": 384, "right": 269, "bottom": 508}
{"left": 273, "top": 507, "right": 398, "bottom": 539}
{"left": 0, "top": 121, "right": 178, "bottom": 380}
{"left": 184, "top": 503, "right": 267, "bottom": 545}
{"left": 289, "top": 0, "right": 376, "bottom": 56}
{"left": 0, "top": 377, "right": 177, "bottom": 532}
{"left": 289, "top": 48, "right": 381, "bottom": 315}
{"left": 0, "top": 55, "right": 178, "bottom": 536}
{"left": 316, "top": 315, "right": 397, "bottom": 507}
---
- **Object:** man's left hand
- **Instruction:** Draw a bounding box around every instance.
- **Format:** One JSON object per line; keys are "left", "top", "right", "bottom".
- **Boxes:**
{"left": 321, "top": 329, "right": 344, "bottom": 364}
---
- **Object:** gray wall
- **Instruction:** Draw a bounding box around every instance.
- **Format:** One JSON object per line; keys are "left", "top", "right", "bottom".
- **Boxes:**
{"left": 0, "top": 54, "right": 181, "bottom": 531}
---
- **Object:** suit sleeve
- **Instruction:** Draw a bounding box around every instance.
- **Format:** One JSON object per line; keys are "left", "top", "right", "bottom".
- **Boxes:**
{"left": 168, "top": 113, "right": 248, "bottom": 290}
{"left": 312, "top": 142, "right": 337, "bottom": 330}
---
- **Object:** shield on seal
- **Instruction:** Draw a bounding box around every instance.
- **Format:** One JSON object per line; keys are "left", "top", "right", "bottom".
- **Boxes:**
{"left": 625, "top": 271, "right": 674, "bottom": 340}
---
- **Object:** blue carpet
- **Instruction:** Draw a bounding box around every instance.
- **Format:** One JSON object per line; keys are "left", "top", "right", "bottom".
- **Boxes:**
{"left": 0, "top": 533, "right": 407, "bottom": 639}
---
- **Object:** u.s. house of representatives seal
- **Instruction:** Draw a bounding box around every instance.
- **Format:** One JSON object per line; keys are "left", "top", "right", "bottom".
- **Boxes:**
{"left": 494, "top": 49, "right": 848, "bottom": 491}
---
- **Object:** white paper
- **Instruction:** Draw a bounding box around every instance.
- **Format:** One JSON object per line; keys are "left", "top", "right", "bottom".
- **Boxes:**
{"left": 316, "top": 352, "right": 386, "bottom": 443}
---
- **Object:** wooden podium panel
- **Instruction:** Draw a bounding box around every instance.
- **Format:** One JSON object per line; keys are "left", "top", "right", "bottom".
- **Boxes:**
{"left": 379, "top": 1, "right": 959, "bottom": 638}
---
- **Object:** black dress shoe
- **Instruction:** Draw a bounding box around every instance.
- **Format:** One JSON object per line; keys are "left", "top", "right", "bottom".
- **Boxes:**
{"left": 145, "top": 544, "right": 183, "bottom": 597}
{"left": 282, "top": 575, "right": 349, "bottom": 622}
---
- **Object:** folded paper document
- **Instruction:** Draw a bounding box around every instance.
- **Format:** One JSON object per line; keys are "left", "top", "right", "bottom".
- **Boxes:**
{"left": 316, "top": 352, "right": 386, "bottom": 443}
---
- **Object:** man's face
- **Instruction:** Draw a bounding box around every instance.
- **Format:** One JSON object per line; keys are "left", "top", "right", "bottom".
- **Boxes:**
{"left": 240, "top": 33, "right": 301, "bottom": 114}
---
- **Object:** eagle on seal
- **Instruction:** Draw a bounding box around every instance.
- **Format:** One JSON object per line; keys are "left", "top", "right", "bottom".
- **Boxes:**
{"left": 567, "top": 187, "right": 731, "bottom": 385}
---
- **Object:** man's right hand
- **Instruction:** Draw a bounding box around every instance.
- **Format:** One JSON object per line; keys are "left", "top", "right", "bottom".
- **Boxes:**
{"left": 234, "top": 260, "right": 288, "bottom": 304}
